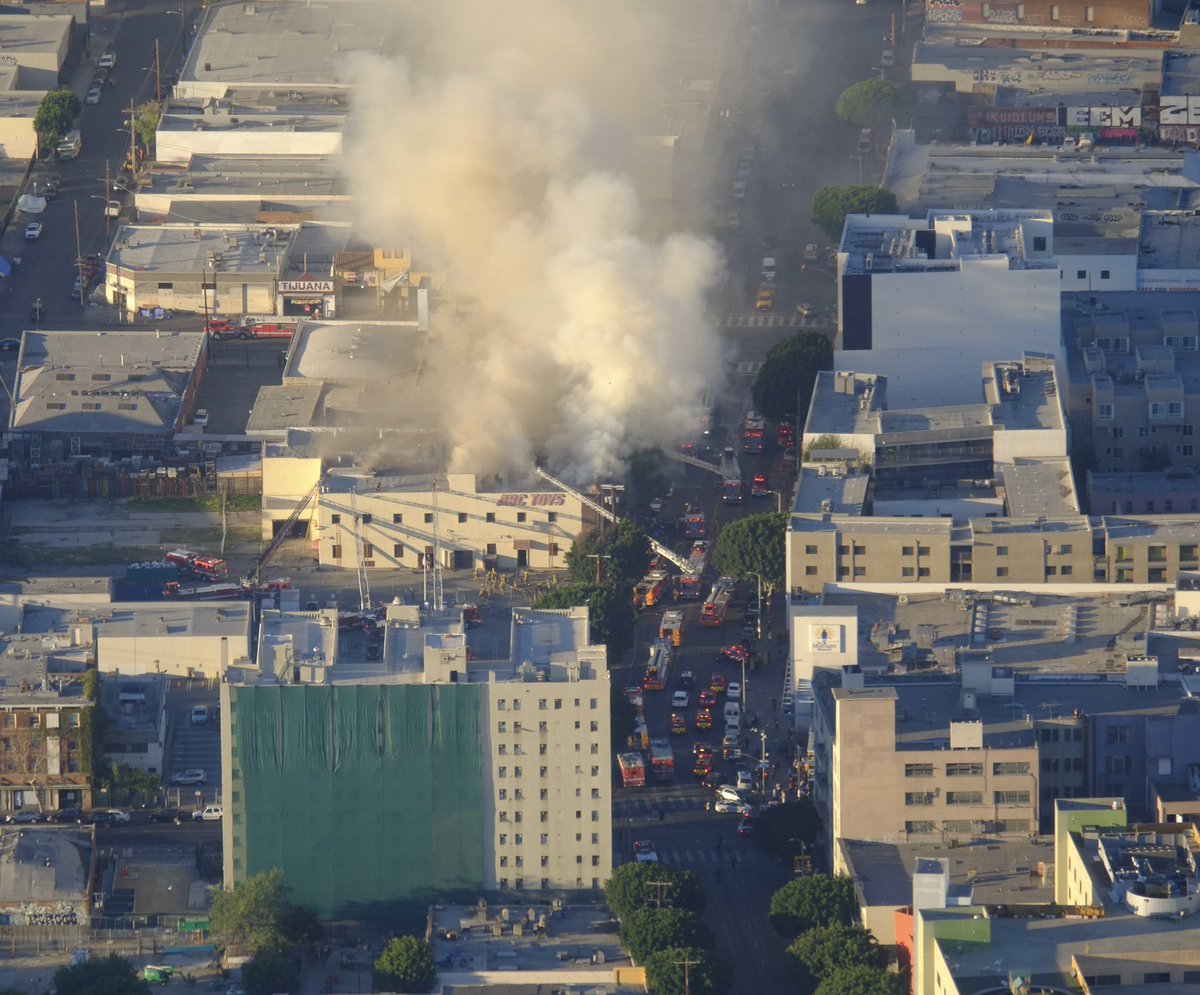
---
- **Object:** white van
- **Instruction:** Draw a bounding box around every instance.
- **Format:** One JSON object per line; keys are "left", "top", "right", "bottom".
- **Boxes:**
{"left": 724, "top": 702, "right": 741, "bottom": 726}
{"left": 761, "top": 257, "right": 777, "bottom": 283}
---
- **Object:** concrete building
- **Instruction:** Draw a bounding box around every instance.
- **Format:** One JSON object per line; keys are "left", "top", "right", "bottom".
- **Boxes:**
{"left": 0, "top": 15, "right": 72, "bottom": 91}
{"left": 104, "top": 223, "right": 299, "bottom": 317}
{"left": 98, "top": 677, "right": 167, "bottom": 777}
{"left": 5, "top": 330, "right": 207, "bottom": 460}
{"left": 0, "top": 828, "right": 94, "bottom": 927}
{"left": 1089, "top": 467, "right": 1200, "bottom": 515}
{"left": 835, "top": 212, "right": 1063, "bottom": 407}
{"left": 221, "top": 605, "right": 611, "bottom": 917}
{"left": 94, "top": 602, "right": 252, "bottom": 679}
{"left": 923, "top": 0, "right": 1157, "bottom": 31}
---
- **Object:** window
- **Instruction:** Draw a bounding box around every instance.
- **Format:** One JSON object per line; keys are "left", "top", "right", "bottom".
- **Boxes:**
{"left": 361, "top": 543, "right": 373, "bottom": 559}
{"left": 917, "top": 545, "right": 930, "bottom": 555}
{"left": 905, "top": 763, "right": 933, "bottom": 777}
{"left": 945, "top": 763, "right": 982, "bottom": 776}
{"left": 993, "top": 791, "right": 1030, "bottom": 805}
{"left": 331, "top": 545, "right": 342, "bottom": 559}
{"left": 362, "top": 513, "right": 372, "bottom": 525}
{"left": 392, "top": 512, "right": 403, "bottom": 523}
{"left": 906, "top": 821, "right": 935, "bottom": 833}
{"left": 393, "top": 543, "right": 404, "bottom": 558}
{"left": 498, "top": 788, "right": 507, "bottom": 800}
{"left": 1076, "top": 270, "right": 1087, "bottom": 280}
{"left": 806, "top": 566, "right": 819, "bottom": 576}
{"left": 548, "top": 512, "right": 557, "bottom": 523}
{"left": 157, "top": 282, "right": 174, "bottom": 290}
{"left": 331, "top": 514, "right": 341, "bottom": 525}
{"left": 91, "top": 373, "right": 112, "bottom": 382}
{"left": 905, "top": 792, "right": 935, "bottom": 806}
{"left": 1085, "top": 4, "right": 1095, "bottom": 21}
{"left": 458, "top": 512, "right": 467, "bottom": 523}
{"left": 1097, "top": 403, "right": 1113, "bottom": 421}
{"left": 918, "top": 567, "right": 930, "bottom": 578}
{"left": 1112, "top": 426, "right": 1124, "bottom": 439}
{"left": 1100, "top": 270, "right": 1110, "bottom": 280}
{"left": 993, "top": 761, "right": 1029, "bottom": 776}
{"left": 1142, "top": 973, "right": 1170, "bottom": 984}
{"left": 486, "top": 512, "right": 496, "bottom": 523}
{"left": 517, "top": 512, "right": 526, "bottom": 523}
{"left": 487, "top": 543, "right": 497, "bottom": 556}
{"left": 424, "top": 513, "right": 433, "bottom": 524}
{"left": 1033, "top": 234, "right": 1047, "bottom": 250}
{"left": 82, "top": 402, "right": 101, "bottom": 411}
{"left": 996, "top": 567, "right": 1008, "bottom": 578}
{"left": 946, "top": 792, "right": 983, "bottom": 805}
{"left": 498, "top": 767, "right": 507, "bottom": 778}
{"left": 901, "top": 567, "right": 914, "bottom": 577}
{"left": 902, "top": 545, "right": 914, "bottom": 556}
{"left": 66, "top": 713, "right": 80, "bottom": 728}
{"left": 806, "top": 544, "right": 818, "bottom": 555}
{"left": 514, "top": 767, "right": 522, "bottom": 778}
{"left": 54, "top": 373, "right": 76, "bottom": 382}
{"left": 996, "top": 546, "right": 1008, "bottom": 557}
{"left": 1105, "top": 755, "right": 1133, "bottom": 776}
{"left": 549, "top": 543, "right": 559, "bottom": 556}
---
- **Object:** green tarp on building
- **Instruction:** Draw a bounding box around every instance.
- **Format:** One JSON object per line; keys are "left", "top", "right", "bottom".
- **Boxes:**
{"left": 231, "top": 682, "right": 485, "bottom": 918}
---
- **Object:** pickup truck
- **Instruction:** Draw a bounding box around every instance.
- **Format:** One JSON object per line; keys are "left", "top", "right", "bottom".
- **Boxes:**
{"left": 206, "top": 318, "right": 297, "bottom": 340}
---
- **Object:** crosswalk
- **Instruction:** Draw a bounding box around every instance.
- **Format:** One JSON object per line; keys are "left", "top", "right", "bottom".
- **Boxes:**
{"left": 658, "top": 846, "right": 763, "bottom": 867}
{"left": 720, "top": 314, "right": 834, "bottom": 329}
{"left": 622, "top": 794, "right": 705, "bottom": 819}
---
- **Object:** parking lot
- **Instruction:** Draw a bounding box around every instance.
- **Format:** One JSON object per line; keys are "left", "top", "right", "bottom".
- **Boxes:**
{"left": 163, "top": 682, "right": 221, "bottom": 806}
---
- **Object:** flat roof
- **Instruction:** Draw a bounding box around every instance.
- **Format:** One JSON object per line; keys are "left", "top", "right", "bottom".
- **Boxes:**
{"left": 913, "top": 39, "right": 1163, "bottom": 78}
{"left": 96, "top": 602, "right": 252, "bottom": 640}
{"left": 245, "top": 383, "right": 324, "bottom": 436}
{"left": 0, "top": 13, "right": 72, "bottom": 55}
{"left": 987, "top": 362, "right": 1064, "bottom": 432}
{"left": 841, "top": 837, "right": 1055, "bottom": 908}
{"left": 0, "top": 829, "right": 90, "bottom": 905}
{"left": 805, "top": 371, "right": 885, "bottom": 436}
{"left": 108, "top": 223, "right": 295, "bottom": 276}
{"left": 287, "top": 321, "right": 424, "bottom": 383}
{"left": 792, "top": 468, "right": 869, "bottom": 516}
{"left": 509, "top": 607, "right": 594, "bottom": 667}
{"left": 11, "top": 330, "right": 204, "bottom": 436}
{"left": 999, "top": 459, "right": 1079, "bottom": 518}
{"left": 139, "top": 156, "right": 349, "bottom": 201}
{"left": 1141, "top": 211, "right": 1200, "bottom": 270}
{"left": 182, "top": 0, "right": 381, "bottom": 91}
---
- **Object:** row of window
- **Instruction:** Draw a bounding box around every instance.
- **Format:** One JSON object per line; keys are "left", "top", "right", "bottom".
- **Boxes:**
{"left": 498, "top": 877, "right": 600, "bottom": 890}
{"left": 45, "top": 401, "right": 139, "bottom": 412}
{"left": 330, "top": 541, "right": 560, "bottom": 561}
{"left": 331, "top": 510, "right": 558, "bottom": 527}
{"left": 1, "top": 712, "right": 81, "bottom": 729}
{"left": 905, "top": 761, "right": 1030, "bottom": 778}
{"left": 1084, "top": 972, "right": 1200, "bottom": 987}
{"left": 498, "top": 832, "right": 601, "bottom": 847}
{"left": 497, "top": 699, "right": 599, "bottom": 712}
{"left": 499, "top": 854, "right": 603, "bottom": 868}
{"left": 498, "top": 788, "right": 602, "bottom": 803}
{"left": 497, "top": 742, "right": 600, "bottom": 756}
{"left": 1110, "top": 425, "right": 1195, "bottom": 439}
{"left": 905, "top": 791, "right": 1030, "bottom": 806}
{"left": 906, "top": 819, "right": 1030, "bottom": 834}
{"left": 498, "top": 766, "right": 603, "bottom": 779}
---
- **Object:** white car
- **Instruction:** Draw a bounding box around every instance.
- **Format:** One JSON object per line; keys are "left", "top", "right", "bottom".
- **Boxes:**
{"left": 727, "top": 682, "right": 742, "bottom": 703}
{"left": 193, "top": 409, "right": 209, "bottom": 428}
{"left": 170, "top": 768, "right": 207, "bottom": 785}
{"left": 714, "top": 799, "right": 752, "bottom": 815}
{"left": 633, "top": 840, "right": 659, "bottom": 864}
{"left": 105, "top": 200, "right": 121, "bottom": 218}
{"left": 736, "top": 770, "right": 753, "bottom": 792}
{"left": 191, "top": 705, "right": 208, "bottom": 724}
{"left": 85, "top": 85, "right": 102, "bottom": 105}
{"left": 881, "top": 49, "right": 895, "bottom": 68}
{"left": 671, "top": 690, "right": 690, "bottom": 709}
{"left": 23, "top": 222, "right": 42, "bottom": 240}
{"left": 193, "top": 805, "right": 223, "bottom": 821}
{"left": 98, "top": 51, "right": 117, "bottom": 70}
{"left": 715, "top": 785, "right": 743, "bottom": 804}
{"left": 804, "top": 243, "right": 819, "bottom": 261}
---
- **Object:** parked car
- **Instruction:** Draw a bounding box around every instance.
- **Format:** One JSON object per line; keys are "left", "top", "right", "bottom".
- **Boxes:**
{"left": 170, "top": 768, "right": 207, "bottom": 785}
{"left": 147, "top": 809, "right": 186, "bottom": 824}
{"left": 24, "top": 222, "right": 42, "bottom": 240}
{"left": 727, "top": 682, "right": 742, "bottom": 703}
{"left": 736, "top": 769, "right": 753, "bottom": 792}
{"left": 193, "top": 805, "right": 223, "bottom": 821}
{"left": 715, "top": 785, "right": 743, "bottom": 804}
{"left": 714, "top": 799, "right": 752, "bottom": 815}
{"left": 105, "top": 199, "right": 121, "bottom": 218}
{"left": 52, "top": 808, "right": 83, "bottom": 823}
{"left": 678, "top": 670, "right": 695, "bottom": 690}
{"left": 857, "top": 128, "right": 873, "bottom": 153}
{"left": 7, "top": 811, "right": 41, "bottom": 824}
{"left": 192, "top": 409, "right": 209, "bottom": 428}
{"left": 85, "top": 84, "right": 103, "bottom": 105}
{"left": 98, "top": 51, "right": 117, "bottom": 70}
{"left": 191, "top": 705, "right": 209, "bottom": 724}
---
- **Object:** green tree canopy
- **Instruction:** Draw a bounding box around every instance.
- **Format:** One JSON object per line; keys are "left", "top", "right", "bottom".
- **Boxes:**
{"left": 133, "top": 101, "right": 162, "bottom": 151}
{"left": 566, "top": 518, "right": 652, "bottom": 587}
{"left": 643, "top": 947, "right": 732, "bottom": 995}
{"left": 769, "top": 875, "right": 858, "bottom": 940}
{"left": 51, "top": 954, "right": 150, "bottom": 995}
{"left": 711, "top": 512, "right": 787, "bottom": 598}
{"left": 752, "top": 800, "right": 822, "bottom": 863}
{"left": 751, "top": 330, "right": 832, "bottom": 426}
{"left": 34, "top": 89, "right": 80, "bottom": 147}
{"left": 787, "top": 924, "right": 883, "bottom": 990}
{"left": 373, "top": 936, "right": 436, "bottom": 993}
{"left": 619, "top": 907, "right": 714, "bottom": 964}
{"left": 810, "top": 186, "right": 899, "bottom": 242}
{"left": 210, "top": 869, "right": 298, "bottom": 954}
{"left": 604, "top": 863, "right": 705, "bottom": 921}
{"left": 835, "top": 79, "right": 903, "bottom": 129}
{"left": 533, "top": 581, "right": 636, "bottom": 662}
{"left": 610, "top": 680, "right": 638, "bottom": 745}
{"left": 814, "top": 965, "right": 905, "bottom": 995}
{"left": 243, "top": 947, "right": 301, "bottom": 995}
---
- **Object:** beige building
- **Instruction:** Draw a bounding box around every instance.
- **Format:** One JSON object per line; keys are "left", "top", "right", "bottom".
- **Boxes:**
{"left": 94, "top": 603, "right": 252, "bottom": 679}
{"left": 0, "top": 686, "right": 93, "bottom": 818}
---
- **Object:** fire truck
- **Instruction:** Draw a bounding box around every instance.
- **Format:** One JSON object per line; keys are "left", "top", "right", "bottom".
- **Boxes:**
{"left": 659, "top": 610, "right": 684, "bottom": 647}
{"left": 682, "top": 509, "right": 706, "bottom": 539}
{"left": 700, "top": 577, "right": 736, "bottom": 627}
{"left": 743, "top": 411, "right": 766, "bottom": 453}
{"left": 208, "top": 317, "right": 298, "bottom": 340}
{"left": 648, "top": 739, "right": 675, "bottom": 782}
{"left": 632, "top": 570, "right": 672, "bottom": 610}
{"left": 677, "top": 542, "right": 709, "bottom": 600}
{"left": 722, "top": 477, "right": 743, "bottom": 504}
{"left": 617, "top": 752, "right": 646, "bottom": 788}
{"left": 778, "top": 423, "right": 796, "bottom": 450}
{"left": 163, "top": 580, "right": 248, "bottom": 600}
{"left": 164, "top": 549, "right": 228, "bottom": 581}
{"left": 643, "top": 639, "right": 673, "bottom": 691}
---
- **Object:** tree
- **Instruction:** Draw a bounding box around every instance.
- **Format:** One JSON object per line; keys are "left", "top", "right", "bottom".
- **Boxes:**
{"left": 209, "top": 868, "right": 295, "bottom": 953}
{"left": 133, "top": 101, "right": 162, "bottom": 151}
{"left": 810, "top": 186, "right": 899, "bottom": 242}
{"left": 711, "top": 512, "right": 787, "bottom": 598}
{"left": 51, "top": 954, "right": 150, "bottom": 995}
{"left": 373, "top": 936, "right": 436, "bottom": 993}
{"left": 814, "top": 966, "right": 905, "bottom": 995}
{"left": 533, "top": 582, "right": 636, "bottom": 662}
{"left": 34, "top": 89, "right": 80, "bottom": 149}
{"left": 610, "top": 680, "right": 637, "bottom": 745}
{"left": 787, "top": 924, "right": 883, "bottom": 991}
{"left": 243, "top": 948, "right": 300, "bottom": 995}
{"left": 566, "top": 518, "right": 652, "bottom": 587}
{"left": 769, "top": 875, "right": 857, "bottom": 939}
{"left": 752, "top": 800, "right": 821, "bottom": 863}
{"left": 643, "top": 947, "right": 732, "bottom": 995}
{"left": 604, "top": 863, "right": 705, "bottom": 921}
{"left": 99, "top": 763, "right": 161, "bottom": 808}
{"left": 835, "top": 79, "right": 903, "bottom": 129}
{"left": 619, "top": 907, "right": 713, "bottom": 964}
{"left": 751, "top": 330, "right": 832, "bottom": 425}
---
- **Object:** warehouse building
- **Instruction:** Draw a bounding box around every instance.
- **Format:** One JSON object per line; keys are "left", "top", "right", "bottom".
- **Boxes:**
{"left": 221, "top": 604, "right": 612, "bottom": 917}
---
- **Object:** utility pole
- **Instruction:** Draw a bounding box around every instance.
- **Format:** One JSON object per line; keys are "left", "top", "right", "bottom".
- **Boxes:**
{"left": 587, "top": 553, "right": 611, "bottom": 584}
{"left": 127, "top": 98, "right": 138, "bottom": 178}
{"left": 674, "top": 952, "right": 701, "bottom": 995}
{"left": 645, "top": 878, "right": 671, "bottom": 910}
{"left": 73, "top": 201, "right": 84, "bottom": 310}
{"left": 103, "top": 160, "right": 111, "bottom": 239}
{"left": 155, "top": 39, "right": 162, "bottom": 103}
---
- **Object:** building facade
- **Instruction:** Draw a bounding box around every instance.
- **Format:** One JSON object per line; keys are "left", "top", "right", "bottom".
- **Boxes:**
{"left": 0, "top": 691, "right": 93, "bottom": 818}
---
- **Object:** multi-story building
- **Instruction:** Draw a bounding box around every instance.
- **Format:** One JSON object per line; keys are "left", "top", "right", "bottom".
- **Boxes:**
{"left": 222, "top": 604, "right": 611, "bottom": 917}
{"left": 0, "top": 679, "right": 93, "bottom": 819}
{"left": 923, "top": 0, "right": 1155, "bottom": 31}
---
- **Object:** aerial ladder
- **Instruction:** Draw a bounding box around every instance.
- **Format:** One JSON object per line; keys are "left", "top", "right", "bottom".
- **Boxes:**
{"left": 350, "top": 487, "right": 372, "bottom": 612}
{"left": 249, "top": 479, "right": 320, "bottom": 587}
{"left": 665, "top": 447, "right": 741, "bottom": 484}
{"left": 533, "top": 466, "right": 690, "bottom": 575}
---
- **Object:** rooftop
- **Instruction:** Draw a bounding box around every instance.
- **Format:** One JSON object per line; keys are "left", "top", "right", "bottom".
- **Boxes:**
{"left": 245, "top": 383, "right": 324, "bottom": 437}
{"left": 912, "top": 39, "right": 1163, "bottom": 82}
{"left": 998, "top": 459, "right": 1079, "bottom": 518}
{"left": 986, "top": 360, "right": 1064, "bottom": 433}
{"left": 96, "top": 602, "right": 252, "bottom": 641}
{"left": 140, "top": 156, "right": 347, "bottom": 201}
{"left": 792, "top": 467, "right": 869, "bottom": 517}
{"left": 10, "top": 331, "right": 204, "bottom": 436}
{"left": 108, "top": 223, "right": 295, "bottom": 276}
{"left": 0, "top": 829, "right": 91, "bottom": 905}
{"left": 0, "top": 13, "right": 71, "bottom": 57}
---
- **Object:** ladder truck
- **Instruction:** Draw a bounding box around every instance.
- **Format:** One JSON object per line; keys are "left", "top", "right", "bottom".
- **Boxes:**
{"left": 677, "top": 543, "right": 709, "bottom": 600}
{"left": 665, "top": 447, "right": 742, "bottom": 504}
{"left": 700, "top": 576, "right": 736, "bottom": 626}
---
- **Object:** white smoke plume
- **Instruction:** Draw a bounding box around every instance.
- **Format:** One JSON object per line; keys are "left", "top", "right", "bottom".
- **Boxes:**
{"left": 342, "top": 0, "right": 724, "bottom": 484}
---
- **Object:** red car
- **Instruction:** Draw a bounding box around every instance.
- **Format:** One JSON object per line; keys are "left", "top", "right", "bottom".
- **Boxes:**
{"left": 721, "top": 645, "right": 751, "bottom": 666}
{"left": 692, "top": 756, "right": 714, "bottom": 777}
{"left": 699, "top": 689, "right": 717, "bottom": 707}
{"left": 695, "top": 709, "right": 713, "bottom": 730}
{"left": 693, "top": 742, "right": 713, "bottom": 758}
{"left": 709, "top": 673, "right": 727, "bottom": 693}
{"left": 751, "top": 474, "right": 769, "bottom": 498}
